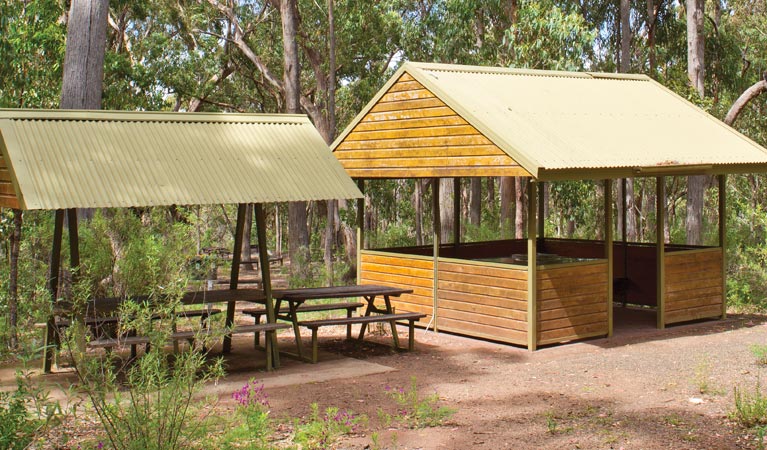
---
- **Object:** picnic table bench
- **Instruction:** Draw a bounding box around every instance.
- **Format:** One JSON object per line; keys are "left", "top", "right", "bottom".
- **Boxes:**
{"left": 270, "top": 285, "right": 423, "bottom": 363}
{"left": 242, "top": 301, "right": 364, "bottom": 346}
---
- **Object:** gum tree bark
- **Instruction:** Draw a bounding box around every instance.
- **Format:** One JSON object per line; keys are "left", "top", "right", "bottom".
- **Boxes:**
{"left": 685, "top": 0, "right": 705, "bottom": 245}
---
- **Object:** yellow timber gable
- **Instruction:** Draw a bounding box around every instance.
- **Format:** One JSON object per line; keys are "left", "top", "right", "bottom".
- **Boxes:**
{"left": 333, "top": 73, "right": 531, "bottom": 178}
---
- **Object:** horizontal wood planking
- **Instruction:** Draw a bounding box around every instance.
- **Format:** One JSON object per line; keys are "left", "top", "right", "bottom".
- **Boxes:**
{"left": 538, "top": 323, "right": 607, "bottom": 346}
{"left": 664, "top": 249, "right": 723, "bottom": 324}
{"left": 536, "top": 262, "right": 609, "bottom": 344}
{"left": 335, "top": 73, "right": 530, "bottom": 178}
{"left": 0, "top": 155, "right": 18, "bottom": 208}
{"left": 437, "top": 316, "right": 527, "bottom": 346}
{"left": 360, "top": 251, "right": 434, "bottom": 325}
{"left": 437, "top": 260, "right": 528, "bottom": 343}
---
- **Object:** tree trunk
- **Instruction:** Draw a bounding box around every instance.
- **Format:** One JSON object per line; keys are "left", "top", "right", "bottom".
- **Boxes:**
{"left": 620, "top": 0, "right": 631, "bottom": 73}
{"left": 415, "top": 180, "right": 424, "bottom": 246}
{"left": 60, "top": 0, "right": 108, "bottom": 109}
{"left": 61, "top": 0, "right": 108, "bottom": 221}
{"left": 514, "top": 177, "right": 525, "bottom": 239}
{"left": 686, "top": 0, "right": 705, "bottom": 97}
{"left": 725, "top": 78, "right": 767, "bottom": 126}
{"left": 439, "top": 178, "right": 453, "bottom": 244}
{"left": 280, "top": 0, "right": 310, "bottom": 275}
{"left": 685, "top": 0, "right": 705, "bottom": 245}
{"left": 500, "top": 177, "right": 513, "bottom": 238}
{"left": 323, "top": 0, "right": 337, "bottom": 285}
{"left": 240, "top": 204, "right": 254, "bottom": 271}
{"left": 647, "top": 0, "right": 659, "bottom": 74}
{"left": 469, "top": 178, "right": 481, "bottom": 227}
{"left": 486, "top": 178, "right": 495, "bottom": 217}
{"left": 626, "top": 179, "right": 638, "bottom": 241}
{"left": 8, "top": 209, "right": 22, "bottom": 350}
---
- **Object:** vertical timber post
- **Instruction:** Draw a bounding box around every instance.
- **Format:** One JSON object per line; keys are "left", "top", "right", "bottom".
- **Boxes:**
{"left": 43, "top": 210, "right": 65, "bottom": 373}
{"left": 223, "top": 203, "right": 246, "bottom": 353}
{"left": 527, "top": 180, "right": 537, "bottom": 351}
{"left": 254, "top": 203, "right": 280, "bottom": 369}
{"left": 656, "top": 177, "right": 666, "bottom": 329}
{"left": 604, "top": 180, "right": 613, "bottom": 337}
{"left": 719, "top": 174, "right": 727, "bottom": 319}
{"left": 432, "top": 178, "right": 440, "bottom": 332}
{"left": 622, "top": 179, "right": 628, "bottom": 282}
{"left": 537, "top": 182, "right": 545, "bottom": 240}
{"left": 356, "top": 179, "right": 364, "bottom": 285}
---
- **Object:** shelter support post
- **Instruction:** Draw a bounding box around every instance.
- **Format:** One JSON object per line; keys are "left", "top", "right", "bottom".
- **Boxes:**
{"left": 656, "top": 177, "right": 666, "bottom": 329}
{"left": 432, "top": 178, "right": 441, "bottom": 332}
{"left": 719, "top": 174, "right": 727, "bottom": 319}
{"left": 67, "top": 209, "right": 80, "bottom": 276}
{"left": 254, "top": 203, "right": 280, "bottom": 369}
{"left": 453, "top": 178, "right": 460, "bottom": 247}
{"left": 527, "top": 180, "right": 537, "bottom": 351}
{"left": 223, "top": 203, "right": 247, "bottom": 353}
{"left": 537, "top": 182, "right": 545, "bottom": 240}
{"left": 356, "top": 179, "right": 364, "bottom": 285}
{"left": 43, "top": 210, "right": 65, "bottom": 373}
{"left": 604, "top": 180, "right": 613, "bottom": 337}
{"left": 622, "top": 179, "right": 628, "bottom": 284}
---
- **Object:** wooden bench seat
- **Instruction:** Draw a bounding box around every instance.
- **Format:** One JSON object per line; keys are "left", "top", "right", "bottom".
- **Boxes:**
{"left": 242, "top": 302, "right": 363, "bottom": 346}
{"left": 87, "top": 335, "right": 151, "bottom": 349}
{"left": 298, "top": 312, "right": 427, "bottom": 363}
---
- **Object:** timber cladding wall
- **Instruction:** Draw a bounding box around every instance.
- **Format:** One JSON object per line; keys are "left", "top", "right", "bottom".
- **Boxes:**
{"left": 334, "top": 73, "right": 529, "bottom": 178}
{"left": 536, "top": 261, "right": 609, "bottom": 346}
{"left": 359, "top": 250, "right": 434, "bottom": 324}
{"left": 0, "top": 154, "right": 19, "bottom": 208}
{"left": 664, "top": 248, "right": 724, "bottom": 325}
{"left": 437, "top": 259, "right": 528, "bottom": 346}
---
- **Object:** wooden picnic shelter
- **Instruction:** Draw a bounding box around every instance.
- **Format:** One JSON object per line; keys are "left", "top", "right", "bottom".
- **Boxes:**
{"left": 0, "top": 109, "right": 362, "bottom": 371}
{"left": 331, "top": 62, "right": 767, "bottom": 350}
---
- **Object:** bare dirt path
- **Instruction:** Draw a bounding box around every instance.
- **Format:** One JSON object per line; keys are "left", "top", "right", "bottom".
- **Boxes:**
{"left": 255, "top": 313, "right": 767, "bottom": 449}
{"left": 7, "top": 312, "right": 767, "bottom": 449}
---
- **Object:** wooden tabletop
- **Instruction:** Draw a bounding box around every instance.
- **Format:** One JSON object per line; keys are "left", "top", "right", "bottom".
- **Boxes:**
{"left": 181, "top": 289, "right": 265, "bottom": 305}
{"left": 273, "top": 284, "right": 412, "bottom": 301}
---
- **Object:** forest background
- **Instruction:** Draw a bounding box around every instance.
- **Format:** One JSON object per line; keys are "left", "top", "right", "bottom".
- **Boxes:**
{"left": 1, "top": 0, "right": 766, "bottom": 356}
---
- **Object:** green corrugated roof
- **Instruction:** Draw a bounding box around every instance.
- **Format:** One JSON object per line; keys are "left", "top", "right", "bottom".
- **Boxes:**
{"left": 0, "top": 109, "right": 362, "bottom": 210}
{"left": 333, "top": 62, "right": 767, "bottom": 180}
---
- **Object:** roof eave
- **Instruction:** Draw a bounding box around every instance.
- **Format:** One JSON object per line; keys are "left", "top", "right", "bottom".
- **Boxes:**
{"left": 404, "top": 62, "right": 542, "bottom": 178}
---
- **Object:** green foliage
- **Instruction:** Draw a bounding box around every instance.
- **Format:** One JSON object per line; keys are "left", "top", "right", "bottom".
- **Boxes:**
{"left": 0, "top": 0, "right": 66, "bottom": 108}
{"left": 503, "top": 0, "right": 596, "bottom": 70}
{"left": 0, "top": 371, "right": 63, "bottom": 450}
{"left": 219, "top": 379, "right": 272, "bottom": 450}
{"left": 751, "top": 345, "right": 767, "bottom": 366}
{"left": 382, "top": 377, "right": 455, "bottom": 429}
{"left": 293, "top": 403, "right": 364, "bottom": 450}
{"left": 732, "top": 380, "right": 767, "bottom": 428}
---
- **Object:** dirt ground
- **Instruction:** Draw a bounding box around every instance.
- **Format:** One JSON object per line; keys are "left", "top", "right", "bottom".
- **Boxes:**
{"left": 6, "top": 308, "right": 767, "bottom": 449}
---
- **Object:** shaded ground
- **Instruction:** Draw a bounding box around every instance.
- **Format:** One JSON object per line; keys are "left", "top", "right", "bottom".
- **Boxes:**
{"left": 4, "top": 309, "right": 767, "bottom": 449}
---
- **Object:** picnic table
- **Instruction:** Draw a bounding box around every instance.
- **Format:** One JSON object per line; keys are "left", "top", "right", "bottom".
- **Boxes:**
{"left": 64, "top": 289, "right": 289, "bottom": 369}
{"left": 254, "top": 285, "right": 423, "bottom": 363}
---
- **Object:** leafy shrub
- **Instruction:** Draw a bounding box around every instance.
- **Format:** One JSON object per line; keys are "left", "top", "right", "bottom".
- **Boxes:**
{"left": 293, "top": 403, "right": 364, "bottom": 450}
{"left": 732, "top": 380, "right": 767, "bottom": 428}
{"left": 0, "top": 371, "right": 63, "bottom": 449}
{"left": 752, "top": 345, "right": 767, "bottom": 366}
{"left": 381, "top": 377, "right": 455, "bottom": 429}
{"left": 220, "top": 379, "right": 272, "bottom": 449}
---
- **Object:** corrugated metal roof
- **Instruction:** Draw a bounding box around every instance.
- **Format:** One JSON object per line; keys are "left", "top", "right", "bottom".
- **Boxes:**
{"left": 0, "top": 109, "right": 362, "bottom": 210}
{"left": 333, "top": 62, "right": 767, "bottom": 180}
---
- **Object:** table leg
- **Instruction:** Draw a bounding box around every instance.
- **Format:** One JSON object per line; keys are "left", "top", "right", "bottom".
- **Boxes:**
{"left": 288, "top": 301, "right": 305, "bottom": 359}
{"left": 384, "top": 295, "right": 401, "bottom": 349}
{"left": 357, "top": 296, "right": 375, "bottom": 341}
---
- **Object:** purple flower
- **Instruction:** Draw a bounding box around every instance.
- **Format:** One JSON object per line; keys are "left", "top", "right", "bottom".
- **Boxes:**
{"left": 97, "top": 443, "right": 104, "bottom": 450}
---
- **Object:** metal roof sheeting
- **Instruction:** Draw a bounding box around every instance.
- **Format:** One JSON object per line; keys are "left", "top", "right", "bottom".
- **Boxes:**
{"left": 333, "top": 62, "right": 767, "bottom": 180}
{"left": 0, "top": 110, "right": 361, "bottom": 210}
